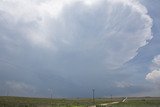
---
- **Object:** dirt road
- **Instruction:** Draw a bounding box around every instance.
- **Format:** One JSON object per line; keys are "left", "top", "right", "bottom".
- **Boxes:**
{"left": 88, "top": 97, "right": 127, "bottom": 107}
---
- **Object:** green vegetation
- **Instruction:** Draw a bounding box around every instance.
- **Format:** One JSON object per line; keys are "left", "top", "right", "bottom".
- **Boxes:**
{"left": 111, "top": 97, "right": 160, "bottom": 107}
{"left": 0, "top": 96, "right": 160, "bottom": 107}
{"left": 0, "top": 96, "right": 109, "bottom": 107}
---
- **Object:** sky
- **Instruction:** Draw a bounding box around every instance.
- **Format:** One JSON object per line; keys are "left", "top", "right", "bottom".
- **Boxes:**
{"left": 0, "top": 0, "right": 160, "bottom": 98}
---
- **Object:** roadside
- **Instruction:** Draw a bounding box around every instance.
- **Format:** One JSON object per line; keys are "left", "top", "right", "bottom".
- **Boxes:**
{"left": 88, "top": 97, "right": 127, "bottom": 107}
{"left": 122, "top": 97, "right": 127, "bottom": 102}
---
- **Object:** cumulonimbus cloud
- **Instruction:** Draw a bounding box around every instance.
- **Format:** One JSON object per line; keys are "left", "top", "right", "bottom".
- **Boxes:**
{"left": 0, "top": 0, "right": 152, "bottom": 69}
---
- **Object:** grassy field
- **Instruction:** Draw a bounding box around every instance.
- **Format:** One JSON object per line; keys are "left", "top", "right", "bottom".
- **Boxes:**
{"left": 110, "top": 97, "right": 160, "bottom": 107}
{"left": 0, "top": 96, "right": 112, "bottom": 107}
{"left": 0, "top": 96, "right": 160, "bottom": 107}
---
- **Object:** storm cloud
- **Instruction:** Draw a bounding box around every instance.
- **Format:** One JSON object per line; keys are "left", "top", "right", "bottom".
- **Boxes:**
{"left": 0, "top": 0, "right": 156, "bottom": 97}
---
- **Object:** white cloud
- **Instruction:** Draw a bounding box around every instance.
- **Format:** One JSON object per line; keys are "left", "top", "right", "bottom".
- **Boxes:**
{"left": 0, "top": 0, "right": 152, "bottom": 69}
{"left": 152, "top": 55, "right": 160, "bottom": 68}
{"left": 146, "top": 69, "right": 160, "bottom": 83}
{"left": 146, "top": 55, "right": 160, "bottom": 87}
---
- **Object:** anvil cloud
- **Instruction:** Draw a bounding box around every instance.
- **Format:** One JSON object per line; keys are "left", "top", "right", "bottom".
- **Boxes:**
{"left": 0, "top": 0, "right": 158, "bottom": 97}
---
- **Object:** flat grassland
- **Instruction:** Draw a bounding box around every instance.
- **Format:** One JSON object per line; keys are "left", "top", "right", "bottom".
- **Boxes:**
{"left": 0, "top": 96, "right": 160, "bottom": 107}
{"left": 111, "top": 97, "right": 160, "bottom": 107}
{"left": 0, "top": 96, "right": 109, "bottom": 107}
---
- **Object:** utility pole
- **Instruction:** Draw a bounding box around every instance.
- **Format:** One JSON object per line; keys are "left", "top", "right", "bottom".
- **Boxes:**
{"left": 51, "top": 89, "right": 53, "bottom": 99}
{"left": 111, "top": 94, "right": 112, "bottom": 99}
{"left": 6, "top": 89, "right": 9, "bottom": 96}
{"left": 49, "top": 88, "right": 53, "bottom": 107}
{"left": 92, "top": 89, "right": 95, "bottom": 104}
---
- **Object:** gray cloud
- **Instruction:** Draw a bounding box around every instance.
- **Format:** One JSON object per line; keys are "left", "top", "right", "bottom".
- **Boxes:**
{"left": 5, "top": 81, "right": 35, "bottom": 97}
{"left": 0, "top": 0, "right": 154, "bottom": 97}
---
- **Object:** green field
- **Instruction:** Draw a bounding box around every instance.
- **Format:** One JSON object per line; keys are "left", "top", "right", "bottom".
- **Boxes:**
{"left": 111, "top": 97, "right": 160, "bottom": 107}
{"left": 0, "top": 96, "right": 110, "bottom": 107}
{"left": 0, "top": 96, "right": 160, "bottom": 107}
